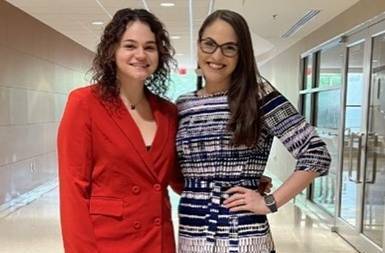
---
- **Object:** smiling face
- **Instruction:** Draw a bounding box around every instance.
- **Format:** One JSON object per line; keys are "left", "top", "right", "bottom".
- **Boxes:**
{"left": 198, "top": 19, "right": 239, "bottom": 89}
{"left": 115, "top": 21, "right": 159, "bottom": 83}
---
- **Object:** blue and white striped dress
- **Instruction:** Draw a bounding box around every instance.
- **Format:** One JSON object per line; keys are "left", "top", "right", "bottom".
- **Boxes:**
{"left": 176, "top": 83, "right": 331, "bottom": 253}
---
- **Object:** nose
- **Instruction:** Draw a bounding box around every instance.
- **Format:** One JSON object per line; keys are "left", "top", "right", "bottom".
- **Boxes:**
{"left": 211, "top": 47, "right": 223, "bottom": 59}
{"left": 135, "top": 47, "right": 146, "bottom": 59}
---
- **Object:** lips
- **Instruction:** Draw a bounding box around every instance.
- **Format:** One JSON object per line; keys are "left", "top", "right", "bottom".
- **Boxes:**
{"left": 207, "top": 62, "right": 226, "bottom": 70}
{"left": 129, "top": 63, "right": 150, "bottom": 68}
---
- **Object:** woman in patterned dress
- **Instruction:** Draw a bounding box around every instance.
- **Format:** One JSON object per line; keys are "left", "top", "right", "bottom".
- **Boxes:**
{"left": 176, "top": 10, "right": 331, "bottom": 253}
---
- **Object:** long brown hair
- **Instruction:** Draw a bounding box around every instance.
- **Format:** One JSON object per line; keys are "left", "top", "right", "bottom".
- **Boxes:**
{"left": 198, "top": 10, "right": 265, "bottom": 147}
{"left": 90, "top": 8, "right": 176, "bottom": 101}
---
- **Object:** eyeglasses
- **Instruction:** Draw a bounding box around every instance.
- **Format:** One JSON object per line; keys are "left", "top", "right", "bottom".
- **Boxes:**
{"left": 198, "top": 38, "right": 239, "bottom": 57}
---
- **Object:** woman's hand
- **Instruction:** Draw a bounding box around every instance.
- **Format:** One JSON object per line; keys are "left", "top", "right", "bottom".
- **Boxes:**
{"left": 223, "top": 186, "right": 270, "bottom": 215}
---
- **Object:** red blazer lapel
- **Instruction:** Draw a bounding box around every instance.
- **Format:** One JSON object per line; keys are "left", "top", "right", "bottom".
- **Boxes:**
{"left": 147, "top": 94, "right": 171, "bottom": 178}
{"left": 93, "top": 90, "right": 174, "bottom": 182}
{"left": 95, "top": 93, "right": 159, "bottom": 181}
{"left": 148, "top": 94, "right": 170, "bottom": 155}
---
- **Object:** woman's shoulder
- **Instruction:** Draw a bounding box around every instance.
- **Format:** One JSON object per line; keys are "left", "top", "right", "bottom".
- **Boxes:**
{"left": 174, "top": 91, "right": 201, "bottom": 113}
{"left": 68, "top": 84, "right": 97, "bottom": 97}
{"left": 159, "top": 96, "right": 176, "bottom": 109}
{"left": 151, "top": 93, "right": 177, "bottom": 116}
{"left": 67, "top": 84, "right": 98, "bottom": 103}
{"left": 258, "top": 81, "right": 277, "bottom": 99}
{"left": 175, "top": 91, "right": 196, "bottom": 105}
{"left": 258, "top": 81, "right": 288, "bottom": 107}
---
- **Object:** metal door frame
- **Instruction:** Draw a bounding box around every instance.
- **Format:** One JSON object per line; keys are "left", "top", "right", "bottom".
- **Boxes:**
{"left": 335, "top": 19, "right": 385, "bottom": 253}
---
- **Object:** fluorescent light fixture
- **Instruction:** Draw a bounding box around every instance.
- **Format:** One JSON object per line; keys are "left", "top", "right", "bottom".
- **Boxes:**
{"left": 160, "top": 2, "right": 175, "bottom": 7}
{"left": 92, "top": 21, "right": 104, "bottom": 26}
{"left": 171, "top": 35, "right": 181, "bottom": 39}
{"left": 281, "top": 9, "right": 321, "bottom": 38}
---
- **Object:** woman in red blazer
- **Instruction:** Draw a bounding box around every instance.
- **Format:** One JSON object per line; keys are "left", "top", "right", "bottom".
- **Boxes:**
{"left": 57, "top": 8, "right": 183, "bottom": 253}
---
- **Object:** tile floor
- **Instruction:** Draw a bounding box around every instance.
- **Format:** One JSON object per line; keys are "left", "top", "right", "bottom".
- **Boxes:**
{"left": 0, "top": 187, "right": 359, "bottom": 253}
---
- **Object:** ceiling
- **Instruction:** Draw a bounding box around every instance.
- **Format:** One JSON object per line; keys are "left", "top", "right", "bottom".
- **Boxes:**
{"left": 6, "top": 0, "right": 360, "bottom": 68}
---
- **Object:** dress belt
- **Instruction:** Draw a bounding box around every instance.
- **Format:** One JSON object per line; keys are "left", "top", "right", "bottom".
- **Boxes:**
{"left": 184, "top": 178, "right": 260, "bottom": 252}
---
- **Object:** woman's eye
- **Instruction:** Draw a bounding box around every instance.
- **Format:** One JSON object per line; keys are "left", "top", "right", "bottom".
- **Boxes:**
{"left": 123, "top": 44, "right": 135, "bottom": 49}
{"left": 145, "top": 46, "right": 157, "bottom": 51}
{"left": 204, "top": 41, "right": 216, "bottom": 47}
{"left": 224, "top": 45, "right": 237, "bottom": 51}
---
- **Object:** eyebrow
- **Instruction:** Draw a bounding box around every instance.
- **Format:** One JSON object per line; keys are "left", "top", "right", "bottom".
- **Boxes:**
{"left": 121, "top": 39, "right": 157, "bottom": 45}
{"left": 201, "top": 37, "right": 238, "bottom": 45}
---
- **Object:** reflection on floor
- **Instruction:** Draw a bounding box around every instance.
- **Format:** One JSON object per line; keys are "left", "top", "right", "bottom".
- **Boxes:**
{"left": 0, "top": 187, "right": 358, "bottom": 253}
{"left": 269, "top": 204, "right": 357, "bottom": 253}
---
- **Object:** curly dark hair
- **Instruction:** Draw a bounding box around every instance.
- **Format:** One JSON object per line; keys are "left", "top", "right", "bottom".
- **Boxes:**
{"left": 90, "top": 8, "right": 176, "bottom": 101}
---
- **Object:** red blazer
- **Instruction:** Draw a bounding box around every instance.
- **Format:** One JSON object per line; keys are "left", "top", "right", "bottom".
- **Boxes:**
{"left": 57, "top": 85, "right": 183, "bottom": 253}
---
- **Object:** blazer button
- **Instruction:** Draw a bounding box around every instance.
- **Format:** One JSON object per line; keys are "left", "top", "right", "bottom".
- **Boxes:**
{"left": 154, "top": 218, "right": 161, "bottom": 226}
{"left": 132, "top": 185, "right": 141, "bottom": 194}
{"left": 133, "top": 221, "right": 141, "bottom": 230}
{"left": 153, "top": 184, "right": 161, "bottom": 191}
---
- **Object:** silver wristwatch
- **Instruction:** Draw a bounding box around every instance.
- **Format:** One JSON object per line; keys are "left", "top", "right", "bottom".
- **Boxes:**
{"left": 263, "top": 194, "right": 277, "bottom": 213}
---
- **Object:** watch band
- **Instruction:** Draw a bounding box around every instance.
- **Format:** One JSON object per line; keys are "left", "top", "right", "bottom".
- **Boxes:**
{"left": 264, "top": 194, "right": 278, "bottom": 213}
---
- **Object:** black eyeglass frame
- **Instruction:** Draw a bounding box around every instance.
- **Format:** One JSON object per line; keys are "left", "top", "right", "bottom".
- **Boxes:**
{"left": 198, "top": 38, "right": 239, "bottom": 57}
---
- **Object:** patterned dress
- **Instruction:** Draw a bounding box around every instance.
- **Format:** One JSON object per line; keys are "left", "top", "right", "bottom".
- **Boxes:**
{"left": 176, "top": 83, "right": 331, "bottom": 253}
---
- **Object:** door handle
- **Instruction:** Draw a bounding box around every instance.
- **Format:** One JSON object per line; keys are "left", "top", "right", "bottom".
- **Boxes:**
{"left": 366, "top": 133, "right": 378, "bottom": 184}
{"left": 348, "top": 133, "right": 363, "bottom": 183}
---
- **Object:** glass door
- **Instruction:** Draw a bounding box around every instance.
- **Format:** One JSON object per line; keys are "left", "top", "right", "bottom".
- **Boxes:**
{"left": 363, "top": 32, "right": 385, "bottom": 248}
{"left": 339, "top": 40, "right": 365, "bottom": 228}
{"left": 336, "top": 20, "right": 385, "bottom": 253}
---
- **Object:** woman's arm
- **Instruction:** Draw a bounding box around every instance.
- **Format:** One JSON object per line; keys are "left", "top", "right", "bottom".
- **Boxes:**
{"left": 58, "top": 89, "right": 99, "bottom": 253}
{"left": 225, "top": 85, "right": 330, "bottom": 214}
{"left": 224, "top": 171, "right": 317, "bottom": 214}
{"left": 169, "top": 159, "right": 184, "bottom": 195}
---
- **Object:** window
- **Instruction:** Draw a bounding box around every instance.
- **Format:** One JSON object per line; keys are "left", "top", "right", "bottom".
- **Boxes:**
{"left": 300, "top": 44, "right": 344, "bottom": 214}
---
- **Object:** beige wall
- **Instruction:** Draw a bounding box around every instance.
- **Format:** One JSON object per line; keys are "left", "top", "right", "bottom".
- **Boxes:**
{"left": 0, "top": 1, "right": 94, "bottom": 204}
{"left": 259, "top": 0, "right": 385, "bottom": 182}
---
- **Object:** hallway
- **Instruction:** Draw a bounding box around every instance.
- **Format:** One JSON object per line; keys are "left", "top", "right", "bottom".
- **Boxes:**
{"left": 0, "top": 186, "right": 358, "bottom": 253}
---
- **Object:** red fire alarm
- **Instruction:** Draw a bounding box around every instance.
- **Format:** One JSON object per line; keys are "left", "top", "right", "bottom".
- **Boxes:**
{"left": 178, "top": 67, "right": 187, "bottom": 75}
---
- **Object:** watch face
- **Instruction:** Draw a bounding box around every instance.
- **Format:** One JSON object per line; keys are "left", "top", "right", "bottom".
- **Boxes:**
{"left": 264, "top": 194, "right": 278, "bottom": 212}
{"left": 265, "top": 194, "right": 275, "bottom": 205}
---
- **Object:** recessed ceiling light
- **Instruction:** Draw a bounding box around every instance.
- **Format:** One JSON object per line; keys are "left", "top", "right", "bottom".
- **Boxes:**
{"left": 171, "top": 35, "right": 181, "bottom": 40}
{"left": 92, "top": 21, "right": 104, "bottom": 26}
{"left": 160, "top": 2, "right": 175, "bottom": 7}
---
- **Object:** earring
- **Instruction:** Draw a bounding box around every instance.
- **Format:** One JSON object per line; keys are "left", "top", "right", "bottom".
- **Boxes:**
{"left": 195, "top": 68, "right": 202, "bottom": 77}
